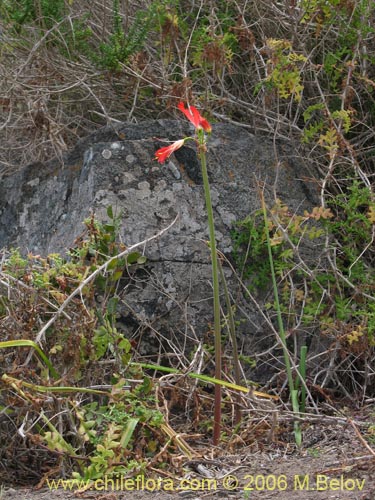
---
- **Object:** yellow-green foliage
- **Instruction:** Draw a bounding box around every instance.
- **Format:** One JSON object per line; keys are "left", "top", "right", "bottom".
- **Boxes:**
{"left": 232, "top": 184, "right": 375, "bottom": 346}
{"left": 264, "top": 39, "right": 307, "bottom": 102}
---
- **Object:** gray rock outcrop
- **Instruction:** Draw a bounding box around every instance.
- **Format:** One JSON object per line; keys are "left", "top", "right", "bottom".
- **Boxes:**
{"left": 0, "top": 120, "right": 320, "bottom": 368}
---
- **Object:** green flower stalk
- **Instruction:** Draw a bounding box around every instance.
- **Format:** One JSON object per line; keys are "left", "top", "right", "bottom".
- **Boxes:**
{"left": 155, "top": 103, "right": 222, "bottom": 444}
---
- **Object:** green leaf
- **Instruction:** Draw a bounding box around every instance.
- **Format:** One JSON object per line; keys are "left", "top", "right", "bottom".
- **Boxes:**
{"left": 107, "top": 205, "right": 114, "bottom": 219}
{"left": 111, "top": 270, "right": 123, "bottom": 282}
{"left": 126, "top": 252, "right": 141, "bottom": 264}
{"left": 0, "top": 340, "right": 59, "bottom": 379}
{"left": 120, "top": 418, "right": 139, "bottom": 448}
{"left": 107, "top": 257, "right": 119, "bottom": 270}
{"left": 107, "top": 297, "right": 119, "bottom": 316}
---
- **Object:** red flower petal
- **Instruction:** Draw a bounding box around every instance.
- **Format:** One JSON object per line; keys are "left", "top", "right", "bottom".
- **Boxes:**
{"left": 178, "top": 102, "right": 211, "bottom": 133}
{"left": 198, "top": 117, "right": 212, "bottom": 133}
{"left": 155, "top": 139, "right": 185, "bottom": 164}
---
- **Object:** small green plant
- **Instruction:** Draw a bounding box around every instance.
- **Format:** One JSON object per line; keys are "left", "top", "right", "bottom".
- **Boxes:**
{"left": 93, "top": 297, "right": 132, "bottom": 368}
{"left": 98, "top": 0, "right": 157, "bottom": 70}
{"left": 72, "top": 377, "right": 164, "bottom": 481}
{"left": 307, "top": 447, "right": 321, "bottom": 458}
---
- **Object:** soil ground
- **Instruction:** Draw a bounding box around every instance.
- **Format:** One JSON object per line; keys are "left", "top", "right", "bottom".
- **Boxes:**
{"left": 3, "top": 422, "right": 375, "bottom": 500}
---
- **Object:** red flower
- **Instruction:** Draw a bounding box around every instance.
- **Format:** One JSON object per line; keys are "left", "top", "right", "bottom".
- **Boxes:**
{"left": 178, "top": 102, "right": 212, "bottom": 133}
{"left": 155, "top": 139, "right": 185, "bottom": 164}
